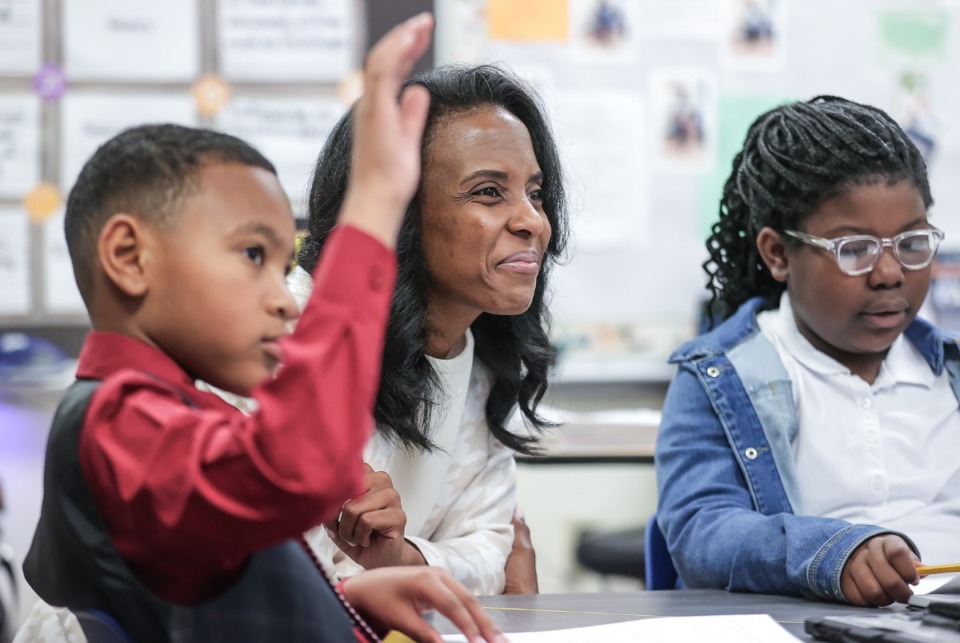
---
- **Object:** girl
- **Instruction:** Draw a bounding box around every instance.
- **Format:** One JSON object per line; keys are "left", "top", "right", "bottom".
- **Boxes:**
{"left": 656, "top": 96, "right": 959, "bottom": 607}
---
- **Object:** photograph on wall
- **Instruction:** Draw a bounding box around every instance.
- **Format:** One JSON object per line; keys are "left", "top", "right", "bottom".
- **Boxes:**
{"left": 720, "top": 0, "right": 785, "bottom": 71}
{"left": 649, "top": 69, "right": 717, "bottom": 172}
{"left": 569, "top": 0, "right": 641, "bottom": 63}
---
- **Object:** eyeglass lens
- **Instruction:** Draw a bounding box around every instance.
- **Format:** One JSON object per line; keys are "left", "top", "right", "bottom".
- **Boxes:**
{"left": 837, "top": 231, "right": 939, "bottom": 274}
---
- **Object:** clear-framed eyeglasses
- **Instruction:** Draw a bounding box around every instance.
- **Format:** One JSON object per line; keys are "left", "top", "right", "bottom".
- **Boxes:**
{"left": 783, "top": 228, "right": 945, "bottom": 276}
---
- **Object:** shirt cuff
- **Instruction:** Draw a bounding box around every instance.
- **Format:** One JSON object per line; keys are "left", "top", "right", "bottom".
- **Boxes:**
{"left": 310, "top": 224, "right": 397, "bottom": 307}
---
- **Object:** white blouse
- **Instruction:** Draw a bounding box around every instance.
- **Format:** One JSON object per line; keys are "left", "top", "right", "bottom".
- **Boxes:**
{"left": 289, "top": 266, "right": 516, "bottom": 595}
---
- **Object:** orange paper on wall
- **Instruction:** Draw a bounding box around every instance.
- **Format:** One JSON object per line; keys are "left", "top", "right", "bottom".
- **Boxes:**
{"left": 487, "top": 0, "right": 569, "bottom": 42}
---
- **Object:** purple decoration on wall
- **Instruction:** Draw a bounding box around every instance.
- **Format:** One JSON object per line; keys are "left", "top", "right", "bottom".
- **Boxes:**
{"left": 33, "top": 64, "right": 68, "bottom": 100}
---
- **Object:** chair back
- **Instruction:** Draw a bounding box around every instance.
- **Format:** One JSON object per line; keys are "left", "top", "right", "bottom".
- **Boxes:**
{"left": 75, "top": 609, "right": 133, "bottom": 643}
{"left": 644, "top": 513, "right": 680, "bottom": 590}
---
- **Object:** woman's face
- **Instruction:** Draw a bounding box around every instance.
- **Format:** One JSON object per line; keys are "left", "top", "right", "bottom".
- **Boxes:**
{"left": 420, "top": 105, "right": 552, "bottom": 336}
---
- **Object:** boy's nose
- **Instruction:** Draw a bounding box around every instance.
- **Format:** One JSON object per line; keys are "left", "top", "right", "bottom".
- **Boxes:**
{"left": 868, "top": 248, "right": 905, "bottom": 287}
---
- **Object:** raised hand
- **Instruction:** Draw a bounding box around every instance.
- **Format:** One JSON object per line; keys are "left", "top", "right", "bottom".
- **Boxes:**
{"left": 339, "top": 12, "right": 433, "bottom": 248}
{"left": 342, "top": 567, "right": 507, "bottom": 643}
{"left": 840, "top": 534, "right": 920, "bottom": 606}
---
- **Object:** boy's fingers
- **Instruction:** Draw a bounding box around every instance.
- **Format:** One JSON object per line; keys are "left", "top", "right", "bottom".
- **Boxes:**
{"left": 364, "top": 12, "right": 433, "bottom": 88}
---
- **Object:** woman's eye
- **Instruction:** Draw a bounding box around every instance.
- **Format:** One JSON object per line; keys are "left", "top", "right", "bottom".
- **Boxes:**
{"left": 529, "top": 189, "right": 543, "bottom": 202}
{"left": 244, "top": 246, "right": 265, "bottom": 265}
{"left": 475, "top": 186, "right": 501, "bottom": 198}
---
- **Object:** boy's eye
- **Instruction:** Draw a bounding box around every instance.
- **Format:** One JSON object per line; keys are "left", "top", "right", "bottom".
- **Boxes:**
{"left": 244, "top": 246, "right": 265, "bottom": 265}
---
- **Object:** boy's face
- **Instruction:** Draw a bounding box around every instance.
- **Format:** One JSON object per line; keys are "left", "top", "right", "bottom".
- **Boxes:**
{"left": 780, "top": 180, "right": 931, "bottom": 379}
{"left": 143, "top": 162, "right": 298, "bottom": 396}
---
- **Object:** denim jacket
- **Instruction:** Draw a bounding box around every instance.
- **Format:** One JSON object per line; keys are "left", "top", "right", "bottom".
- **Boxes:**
{"left": 655, "top": 296, "right": 960, "bottom": 602}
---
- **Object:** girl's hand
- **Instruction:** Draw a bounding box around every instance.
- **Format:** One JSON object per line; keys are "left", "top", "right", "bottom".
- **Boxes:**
{"left": 840, "top": 534, "right": 920, "bottom": 606}
{"left": 502, "top": 508, "right": 538, "bottom": 595}
{"left": 342, "top": 567, "right": 508, "bottom": 643}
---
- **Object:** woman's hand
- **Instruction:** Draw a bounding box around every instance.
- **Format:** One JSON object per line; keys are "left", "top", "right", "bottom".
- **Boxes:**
{"left": 840, "top": 534, "right": 920, "bottom": 606}
{"left": 503, "top": 508, "right": 538, "bottom": 595}
{"left": 324, "top": 464, "right": 426, "bottom": 569}
{"left": 342, "top": 567, "right": 507, "bottom": 643}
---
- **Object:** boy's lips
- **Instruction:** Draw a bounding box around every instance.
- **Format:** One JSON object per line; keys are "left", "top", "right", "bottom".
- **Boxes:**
{"left": 860, "top": 301, "right": 908, "bottom": 329}
{"left": 261, "top": 338, "right": 285, "bottom": 364}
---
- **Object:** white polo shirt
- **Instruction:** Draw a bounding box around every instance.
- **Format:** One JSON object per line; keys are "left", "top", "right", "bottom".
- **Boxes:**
{"left": 756, "top": 293, "right": 960, "bottom": 564}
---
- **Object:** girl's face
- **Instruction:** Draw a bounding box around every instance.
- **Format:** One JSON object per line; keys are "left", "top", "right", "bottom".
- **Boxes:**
{"left": 763, "top": 180, "right": 931, "bottom": 382}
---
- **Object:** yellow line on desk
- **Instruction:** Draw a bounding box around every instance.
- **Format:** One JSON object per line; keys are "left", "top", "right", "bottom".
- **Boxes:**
{"left": 485, "top": 606, "right": 659, "bottom": 617}
{"left": 484, "top": 606, "right": 806, "bottom": 626}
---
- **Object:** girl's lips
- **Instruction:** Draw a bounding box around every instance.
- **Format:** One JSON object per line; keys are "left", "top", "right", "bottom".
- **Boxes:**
{"left": 860, "top": 309, "right": 907, "bottom": 329}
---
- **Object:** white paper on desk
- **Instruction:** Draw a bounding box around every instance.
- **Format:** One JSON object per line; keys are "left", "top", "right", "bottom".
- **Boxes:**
{"left": 0, "top": 94, "right": 41, "bottom": 198}
{"left": 0, "top": 208, "right": 31, "bottom": 315}
{"left": 217, "top": 97, "right": 346, "bottom": 204}
{"left": 913, "top": 572, "right": 960, "bottom": 596}
{"left": 442, "top": 614, "right": 800, "bottom": 642}
{"left": 63, "top": 0, "right": 198, "bottom": 81}
{"left": 218, "top": 0, "right": 354, "bottom": 82}
{"left": 60, "top": 93, "right": 197, "bottom": 192}
{"left": 0, "top": 0, "right": 42, "bottom": 74}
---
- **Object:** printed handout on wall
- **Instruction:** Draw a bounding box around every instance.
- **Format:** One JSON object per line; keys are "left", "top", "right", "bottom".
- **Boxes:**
{"left": 217, "top": 97, "right": 347, "bottom": 207}
{"left": 63, "top": 0, "right": 199, "bottom": 80}
{"left": 218, "top": 0, "right": 355, "bottom": 82}
{"left": 649, "top": 70, "right": 717, "bottom": 173}
{"left": 0, "top": 95, "right": 40, "bottom": 198}
{"left": 0, "top": 0, "right": 42, "bottom": 75}
{"left": 0, "top": 209, "right": 30, "bottom": 315}
{"left": 60, "top": 93, "right": 196, "bottom": 192}
{"left": 44, "top": 211, "right": 85, "bottom": 315}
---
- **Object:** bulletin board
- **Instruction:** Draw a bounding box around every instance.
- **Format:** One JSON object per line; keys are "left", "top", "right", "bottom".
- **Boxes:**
{"left": 433, "top": 0, "right": 960, "bottom": 382}
{"left": 0, "top": 0, "right": 371, "bottom": 326}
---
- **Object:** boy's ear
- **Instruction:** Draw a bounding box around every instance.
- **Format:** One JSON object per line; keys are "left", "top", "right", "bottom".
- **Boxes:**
{"left": 98, "top": 213, "right": 153, "bottom": 298}
{"left": 756, "top": 227, "right": 789, "bottom": 283}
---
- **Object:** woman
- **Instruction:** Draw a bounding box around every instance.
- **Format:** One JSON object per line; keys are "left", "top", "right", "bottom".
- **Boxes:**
{"left": 293, "top": 64, "right": 569, "bottom": 595}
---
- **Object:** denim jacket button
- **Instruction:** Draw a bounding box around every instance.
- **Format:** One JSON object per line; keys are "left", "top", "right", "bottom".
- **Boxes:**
{"left": 706, "top": 366, "right": 720, "bottom": 378}
{"left": 744, "top": 447, "right": 758, "bottom": 460}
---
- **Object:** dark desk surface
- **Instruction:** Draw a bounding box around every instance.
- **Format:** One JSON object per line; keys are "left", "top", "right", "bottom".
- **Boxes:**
{"left": 433, "top": 589, "right": 904, "bottom": 639}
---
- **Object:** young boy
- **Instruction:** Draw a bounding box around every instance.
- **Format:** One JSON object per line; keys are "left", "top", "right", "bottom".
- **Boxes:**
{"left": 22, "top": 14, "right": 504, "bottom": 643}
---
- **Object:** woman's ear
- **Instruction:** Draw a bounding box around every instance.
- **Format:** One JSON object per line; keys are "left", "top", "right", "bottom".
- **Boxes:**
{"left": 98, "top": 213, "right": 151, "bottom": 298}
{"left": 756, "top": 227, "right": 789, "bottom": 283}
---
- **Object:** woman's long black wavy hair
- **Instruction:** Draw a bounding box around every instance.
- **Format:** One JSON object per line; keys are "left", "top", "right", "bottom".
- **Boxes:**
{"left": 298, "top": 64, "right": 569, "bottom": 454}
{"left": 703, "top": 95, "right": 933, "bottom": 325}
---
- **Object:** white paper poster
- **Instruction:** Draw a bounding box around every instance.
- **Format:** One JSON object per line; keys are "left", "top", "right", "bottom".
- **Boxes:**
{"left": 0, "top": 94, "right": 40, "bottom": 198}
{"left": 638, "top": 0, "right": 722, "bottom": 41}
{"left": 60, "top": 93, "right": 196, "bottom": 191}
{"left": 63, "top": 0, "right": 199, "bottom": 81}
{"left": 0, "top": 208, "right": 30, "bottom": 315}
{"left": 218, "top": 0, "right": 354, "bottom": 82}
{"left": 553, "top": 91, "right": 648, "bottom": 248}
{"left": 217, "top": 96, "right": 346, "bottom": 204}
{"left": 43, "top": 210, "right": 84, "bottom": 314}
{"left": 0, "top": 0, "right": 42, "bottom": 75}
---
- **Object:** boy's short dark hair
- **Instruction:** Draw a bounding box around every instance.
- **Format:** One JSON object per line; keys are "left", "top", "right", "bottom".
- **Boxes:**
{"left": 65, "top": 123, "right": 277, "bottom": 305}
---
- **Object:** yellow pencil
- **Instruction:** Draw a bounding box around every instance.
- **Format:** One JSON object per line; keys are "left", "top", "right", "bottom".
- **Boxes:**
{"left": 916, "top": 563, "right": 960, "bottom": 575}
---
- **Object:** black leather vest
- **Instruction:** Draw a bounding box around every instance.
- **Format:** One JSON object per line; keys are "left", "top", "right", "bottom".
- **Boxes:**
{"left": 24, "top": 379, "right": 358, "bottom": 642}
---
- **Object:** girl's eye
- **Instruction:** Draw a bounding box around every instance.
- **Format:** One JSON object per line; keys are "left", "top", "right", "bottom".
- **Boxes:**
{"left": 244, "top": 246, "right": 265, "bottom": 265}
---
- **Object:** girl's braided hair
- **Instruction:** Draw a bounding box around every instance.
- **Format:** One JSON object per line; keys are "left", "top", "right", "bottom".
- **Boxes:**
{"left": 703, "top": 95, "right": 932, "bottom": 324}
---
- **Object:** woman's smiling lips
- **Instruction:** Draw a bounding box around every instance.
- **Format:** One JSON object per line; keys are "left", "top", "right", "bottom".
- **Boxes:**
{"left": 497, "top": 250, "right": 540, "bottom": 274}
